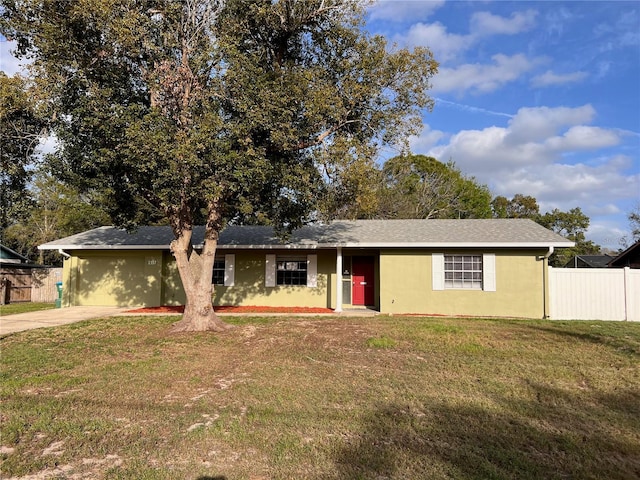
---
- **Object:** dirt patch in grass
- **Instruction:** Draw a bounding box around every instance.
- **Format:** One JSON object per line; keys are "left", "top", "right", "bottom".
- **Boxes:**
{"left": 2, "top": 316, "right": 639, "bottom": 479}
{"left": 125, "top": 305, "right": 335, "bottom": 314}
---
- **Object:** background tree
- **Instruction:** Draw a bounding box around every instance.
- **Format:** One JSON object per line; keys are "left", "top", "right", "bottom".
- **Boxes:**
{"left": 536, "top": 207, "right": 600, "bottom": 266}
{"left": 376, "top": 154, "right": 492, "bottom": 219}
{"left": 1, "top": 0, "right": 437, "bottom": 331}
{"left": 491, "top": 194, "right": 539, "bottom": 219}
{"left": 0, "top": 73, "right": 46, "bottom": 232}
{"left": 3, "top": 172, "right": 111, "bottom": 265}
{"left": 620, "top": 203, "right": 640, "bottom": 249}
{"left": 317, "top": 156, "right": 382, "bottom": 220}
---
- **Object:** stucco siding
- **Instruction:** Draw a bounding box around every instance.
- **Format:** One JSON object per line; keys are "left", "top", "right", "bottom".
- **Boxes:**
{"left": 379, "top": 249, "right": 546, "bottom": 318}
{"left": 65, "top": 250, "right": 163, "bottom": 307}
{"left": 162, "top": 250, "right": 336, "bottom": 309}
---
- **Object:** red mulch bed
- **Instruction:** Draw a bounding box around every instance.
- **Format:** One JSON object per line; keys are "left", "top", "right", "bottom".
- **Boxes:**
{"left": 125, "top": 305, "right": 334, "bottom": 314}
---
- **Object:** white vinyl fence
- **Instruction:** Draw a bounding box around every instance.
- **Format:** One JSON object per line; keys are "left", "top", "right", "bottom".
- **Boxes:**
{"left": 549, "top": 267, "right": 640, "bottom": 321}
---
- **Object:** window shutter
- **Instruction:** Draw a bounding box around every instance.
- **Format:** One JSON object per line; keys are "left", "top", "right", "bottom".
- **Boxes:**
{"left": 432, "top": 253, "right": 444, "bottom": 290}
{"left": 483, "top": 253, "right": 496, "bottom": 292}
{"left": 265, "top": 254, "right": 276, "bottom": 287}
{"left": 224, "top": 254, "right": 235, "bottom": 287}
{"left": 307, "top": 254, "right": 317, "bottom": 288}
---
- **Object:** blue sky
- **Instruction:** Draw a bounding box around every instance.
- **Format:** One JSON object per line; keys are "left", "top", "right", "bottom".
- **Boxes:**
{"left": 1, "top": 1, "right": 638, "bottom": 249}
{"left": 367, "top": 0, "right": 640, "bottom": 250}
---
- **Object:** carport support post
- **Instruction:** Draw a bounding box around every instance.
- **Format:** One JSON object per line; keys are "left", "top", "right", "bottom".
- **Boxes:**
{"left": 335, "top": 247, "right": 343, "bottom": 313}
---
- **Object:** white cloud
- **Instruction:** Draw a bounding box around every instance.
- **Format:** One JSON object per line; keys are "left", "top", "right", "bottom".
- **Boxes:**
{"left": 587, "top": 222, "right": 628, "bottom": 251}
{"left": 422, "top": 104, "right": 639, "bottom": 249}
{"left": 409, "top": 125, "right": 445, "bottom": 152}
{"left": 494, "top": 161, "right": 638, "bottom": 206}
{"left": 545, "top": 126, "right": 620, "bottom": 151}
{"left": 392, "top": 8, "right": 540, "bottom": 62}
{"left": 531, "top": 70, "right": 588, "bottom": 87}
{"left": 368, "top": 0, "right": 445, "bottom": 23}
{"left": 431, "top": 54, "right": 543, "bottom": 94}
{"left": 470, "top": 9, "right": 538, "bottom": 36}
{"left": 401, "top": 22, "right": 473, "bottom": 62}
{"left": 505, "top": 105, "right": 595, "bottom": 144}
{"left": 428, "top": 105, "right": 623, "bottom": 174}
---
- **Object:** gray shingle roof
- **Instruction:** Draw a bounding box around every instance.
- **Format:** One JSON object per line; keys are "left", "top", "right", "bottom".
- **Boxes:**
{"left": 39, "top": 219, "right": 573, "bottom": 251}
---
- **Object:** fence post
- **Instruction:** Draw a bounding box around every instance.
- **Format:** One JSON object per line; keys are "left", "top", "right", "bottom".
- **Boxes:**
{"left": 624, "top": 267, "right": 630, "bottom": 321}
{"left": 0, "top": 278, "right": 8, "bottom": 305}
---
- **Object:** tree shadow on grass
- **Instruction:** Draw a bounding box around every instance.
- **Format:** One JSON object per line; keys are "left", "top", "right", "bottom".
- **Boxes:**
{"left": 330, "top": 385, "right": 640, "bottom": 479}
{"left": 525, "top": 324, "right": 640, "bottom": 358}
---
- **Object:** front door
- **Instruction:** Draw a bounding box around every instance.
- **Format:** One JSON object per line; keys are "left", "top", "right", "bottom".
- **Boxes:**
{"left": 352, "top": 256, "right": 375, "bottom": 306}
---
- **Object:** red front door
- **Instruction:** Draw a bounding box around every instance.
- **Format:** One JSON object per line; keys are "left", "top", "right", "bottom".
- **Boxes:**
{"left": 352, "top": 257, "right": 375, "bottom": 306}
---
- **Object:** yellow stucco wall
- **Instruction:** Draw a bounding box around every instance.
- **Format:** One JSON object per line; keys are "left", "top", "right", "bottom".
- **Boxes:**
{"left": 379, "top": 249, "right": 547, "bottom": 318}
{"left": 62, "top": 250, "right": 163, "bottom": 307}
{"left": 60, "top": 248, "right": 549, "bottom": 317}
{"left": 162, "top": 250, "right": 336, "bottom": 309}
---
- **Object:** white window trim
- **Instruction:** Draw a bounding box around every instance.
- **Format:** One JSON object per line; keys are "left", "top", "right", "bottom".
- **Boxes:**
{"left": 432, "top": 253, "right": 444, "bottom": 291}
{"left": 307, "top": 254, "right": 317, "bottom": 288}
{"left": 265, "top": 254, "right": 276, "bottom": 287}
{"left": 482, "top": 253, "right": 496, "bottom": 292}
{"left": 432, "top": 253, "right": 496, "bottom": 292}
{"left": 224, "top": 254, "right": 235, "bottom": 287}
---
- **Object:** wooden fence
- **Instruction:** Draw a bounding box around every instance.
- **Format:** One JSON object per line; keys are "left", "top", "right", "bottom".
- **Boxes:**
{"left": 0, "top": 267, "right": 62, "bottom": 304}
{"left": 549, "top": 267, "right": 640, "bottom": 321}
{"left": 31, "top": 268, "right": 63, "bottom": 303}
{"left": 1, "top": 266, "right": 33, "bottom": 304}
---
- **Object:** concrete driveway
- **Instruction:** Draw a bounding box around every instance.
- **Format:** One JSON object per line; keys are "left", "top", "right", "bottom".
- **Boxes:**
{"left": 0, "top": 306, "right": 131, "bottom": 335}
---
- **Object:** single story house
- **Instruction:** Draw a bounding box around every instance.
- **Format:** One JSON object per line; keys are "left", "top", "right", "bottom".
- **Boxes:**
{"left": 39, "top": 219, "right": 573, "bottom": 318}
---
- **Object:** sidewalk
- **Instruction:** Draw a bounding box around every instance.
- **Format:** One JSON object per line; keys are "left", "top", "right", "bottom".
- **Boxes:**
{"left": 0, "top": 306, "right": 130, "bottom": 335}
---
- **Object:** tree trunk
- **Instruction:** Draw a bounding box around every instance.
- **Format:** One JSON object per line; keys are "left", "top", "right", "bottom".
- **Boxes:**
{"left": 169, "top": 223, "right": 232, "bottom": 333}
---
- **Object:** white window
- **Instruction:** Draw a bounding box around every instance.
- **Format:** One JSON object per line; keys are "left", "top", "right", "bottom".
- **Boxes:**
{"left": 277, "top": 257, "right": 307, "bottom": 285}
{"left": 432, "top": 253, "right": 496, "bottom": 291}
{"left": 265, "top": 254, "right": 317, "bottom": 287}
{"left": 212, "top": 254, "right": 235, "bottom": 286}
{"left": 445, "top": 255, "right": 483, "bottom": 289}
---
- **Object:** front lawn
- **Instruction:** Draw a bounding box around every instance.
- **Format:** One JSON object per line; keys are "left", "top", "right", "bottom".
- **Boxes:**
{"left": 1, "top": 315, "right": 639, "bottom": 479}
{"left": 0, "top": 302, "right": 56, "bottom": 316}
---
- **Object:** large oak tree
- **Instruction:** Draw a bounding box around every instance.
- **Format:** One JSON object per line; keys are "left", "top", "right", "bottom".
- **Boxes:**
{"left": 1, "top": 0, "right": 437, "bottom": 331}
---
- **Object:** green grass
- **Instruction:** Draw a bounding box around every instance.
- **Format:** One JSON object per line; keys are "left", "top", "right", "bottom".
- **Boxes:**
{"left": 0, "top": 302, "right": 56, "bottom": 316}
{"left": 1, "top": 315, "right": 639, "bottom": 479}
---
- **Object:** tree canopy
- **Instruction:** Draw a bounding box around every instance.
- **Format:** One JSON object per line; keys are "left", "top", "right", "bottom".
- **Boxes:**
{"left": 0, "top": 72, "right": 46, "bottom": 231}
{"left": 2, "top": 172, "right": 111, "bottom": 265}
{"left": 1, "top": 0, "right": 438, "bottom": 330}
{"left": 491, "top": 194, "right": 539, "bottom": 219}
{"left": 376, "top": 154, "right": 492, "bottom": 220}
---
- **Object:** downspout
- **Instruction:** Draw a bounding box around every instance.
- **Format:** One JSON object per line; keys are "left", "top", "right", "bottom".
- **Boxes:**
{"left": 335, "top": 247, "right": 343, "bottom": 313}
{"left": 543, "top": 247, "right": 554, "bottom": 319}
{"left": 58, "top": 249, "right": 72, "bottom": 307}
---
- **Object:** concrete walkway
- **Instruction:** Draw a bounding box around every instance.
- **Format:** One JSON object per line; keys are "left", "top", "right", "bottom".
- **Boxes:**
{"left": 0, "top": 306, "right": 130, "bottom": 335}
{"left": 0, "top": 306, "right": 379, "bottom": 336}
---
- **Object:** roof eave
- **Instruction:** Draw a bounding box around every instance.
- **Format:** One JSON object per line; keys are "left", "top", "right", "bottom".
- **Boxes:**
{"left": 40, "top": 241, "right": 575, "bottom": 251}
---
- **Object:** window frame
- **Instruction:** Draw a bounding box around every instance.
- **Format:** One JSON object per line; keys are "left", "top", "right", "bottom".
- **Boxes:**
{"left": 444, "top": 254, "right": 483, "bottom": 290}
{"left": 212, "top": 254, "right": 235, "bottom": 287}
{"left": 212, "top": 257, "right": 226, "bottom": 286}
{"left": 276, "top": 256, "right": 308, "bottom": 286}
